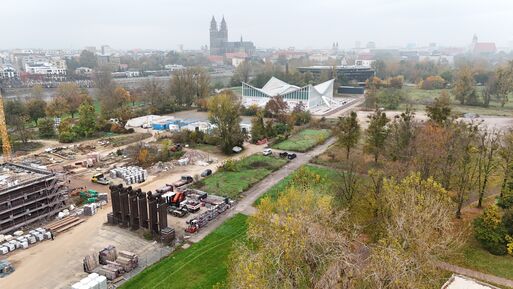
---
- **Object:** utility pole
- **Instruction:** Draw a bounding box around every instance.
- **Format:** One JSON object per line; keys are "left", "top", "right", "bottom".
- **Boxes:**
{"left": 0, "top": 89, "right": 12, "bottom": 159}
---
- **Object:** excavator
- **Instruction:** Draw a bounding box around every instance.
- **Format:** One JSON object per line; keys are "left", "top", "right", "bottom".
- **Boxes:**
{"left": 0, "top": 88, "right": 11, "bottom": 160}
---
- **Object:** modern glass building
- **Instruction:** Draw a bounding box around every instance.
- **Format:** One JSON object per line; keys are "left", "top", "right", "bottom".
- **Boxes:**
{"left": 241, "top": 77, "right": 335, "bottom": 110}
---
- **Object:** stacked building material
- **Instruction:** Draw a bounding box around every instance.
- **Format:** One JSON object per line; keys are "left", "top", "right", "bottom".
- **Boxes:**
{"left": 99, "top": 245, "right": 117, "bottom": 265}
{"left": 97, "top": 193, "right": 108, "bottom": 202}
{"left": 98, "top": 264, "right": 120, "bottom": 281}
{"left": 70, "top": 273, "right": 108, "bottom": 289}
{"left": 160, "top": 227, "right": 176, "bottom": 244}
{"left": 45, "top": 216, "right": 84, "bottom": 234}
{"left": 110, "top": 166, "right": 148, "bottom": 185}
{"left": 83, "top": 204, "right": 96, "bottom": 216}
{"left": 118, "top": 250, "right": 138, "bottom": 270}
{"left": 82, "top": 254, "right": 97, "bottom": 273}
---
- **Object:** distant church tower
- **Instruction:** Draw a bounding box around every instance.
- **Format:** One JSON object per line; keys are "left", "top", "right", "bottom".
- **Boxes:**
{"left": 209, "top": 16, "right": 228, "bottom": 56}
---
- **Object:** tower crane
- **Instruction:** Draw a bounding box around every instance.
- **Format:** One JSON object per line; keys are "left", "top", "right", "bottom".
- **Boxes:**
{"left": 0, "top": 89, "right": 11, "bottom": 159}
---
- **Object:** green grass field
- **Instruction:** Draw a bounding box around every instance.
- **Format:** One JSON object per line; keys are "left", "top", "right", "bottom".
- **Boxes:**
{"left": 255, "top": 164, "right": 341, "bottom": 205}
{"left": 194, "top": 154, "right": 288, "bottom": 198}
{"left": 450, "top": 238, "right": 513, "bottom": 281}
{"left": 120, "top": 214, "right": 248, "bottom": 289}
{"left": 273, "top": 129, "right": 331, "bottom": 152}
{"left": 401, "top": 86, "right": 513, "bottom": 117}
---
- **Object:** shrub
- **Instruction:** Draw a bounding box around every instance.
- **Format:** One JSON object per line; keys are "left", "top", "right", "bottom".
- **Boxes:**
{"left": 419, "top": 75, "right": 446, "bottom": 90}
{"left": 59, "top": 131, "right": 77, "bottom": 143}
{"left": 473, "top": 205, "right": 508, "bottom": 255}
{"left": 497, "top": 194, "right": 513, "bottom": 209}
{"left": 38, "top": 117, "right": 56, "bottom": 138}
{"left": 221, "top": 159, "right": 240, "bottom": 172}
{"left": 273, "top": 123, "right": 290, "bottom": 135}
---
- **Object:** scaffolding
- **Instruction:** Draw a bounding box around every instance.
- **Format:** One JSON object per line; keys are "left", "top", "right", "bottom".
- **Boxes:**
{"left": 0, "top": 163, "right": 67, "bottom": 234}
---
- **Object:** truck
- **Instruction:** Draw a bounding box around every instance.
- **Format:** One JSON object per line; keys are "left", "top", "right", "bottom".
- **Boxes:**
{"left": 172, "top": 176, "right": 193, "bottom": 188}
{"left": 91, "top": 173, "right": 110, "bottom": 185}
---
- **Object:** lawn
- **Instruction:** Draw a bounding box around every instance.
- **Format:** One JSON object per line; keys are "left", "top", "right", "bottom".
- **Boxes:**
{"left": 255, "top": 164, "right": 342, "bottom": 205}
{"left": 450, "top": 238, "right": 513, "bottom": 281}
{"left": 194, "top": 154, "right": 288, "bottom": 198}
{"left": 120, "top": 214, "right": 248, "bottom": 289}
{"left": 273, "top": 129, "right": 331, "bottom": 152}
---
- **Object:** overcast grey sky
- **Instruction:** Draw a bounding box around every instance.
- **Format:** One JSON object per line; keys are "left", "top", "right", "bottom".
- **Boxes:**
{"left": 2, "top": 0, "right": 513, "bottom": 50}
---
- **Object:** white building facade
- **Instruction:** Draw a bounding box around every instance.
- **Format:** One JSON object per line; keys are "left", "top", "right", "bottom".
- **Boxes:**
{"left": 241, "top": 77, "right": 335, "bottom": 111}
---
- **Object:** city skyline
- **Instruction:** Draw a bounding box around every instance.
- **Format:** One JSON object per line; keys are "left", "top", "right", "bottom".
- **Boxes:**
{"left": 2, "top": 0, "right": 513, "bottom": 50}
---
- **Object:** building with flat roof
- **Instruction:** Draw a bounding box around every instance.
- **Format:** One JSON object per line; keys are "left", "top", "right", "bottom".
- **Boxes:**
{"left": 242, "top": 77, "right": 335, "bottom": 110}
{"left": 0, "top": 163, "right": 67, "bottom": 234}
{"left": 297, "top": 66, "right": 375, "bottom": 83}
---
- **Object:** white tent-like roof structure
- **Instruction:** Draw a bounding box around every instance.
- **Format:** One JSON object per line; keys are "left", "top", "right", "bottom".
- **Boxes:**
{"left": 260, "top": 77, "right": 300, "bottom": 96}
{"left": 241, "top": 77, "right": 335, "bottom": 110}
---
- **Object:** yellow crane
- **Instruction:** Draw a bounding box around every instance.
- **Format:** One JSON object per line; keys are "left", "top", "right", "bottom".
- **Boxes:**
{"left": 0, "top": 89, "right": 11, "bottom": 159}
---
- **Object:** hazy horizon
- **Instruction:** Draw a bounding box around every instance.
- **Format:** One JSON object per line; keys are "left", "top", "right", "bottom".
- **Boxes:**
{"left": 2, "top": 0, "right": 513, "bottom": 50}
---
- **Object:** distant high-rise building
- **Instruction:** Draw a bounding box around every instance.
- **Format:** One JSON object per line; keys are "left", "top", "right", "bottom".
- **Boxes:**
{"left": 209, "top": 16, "right": 255, "bottom": 56}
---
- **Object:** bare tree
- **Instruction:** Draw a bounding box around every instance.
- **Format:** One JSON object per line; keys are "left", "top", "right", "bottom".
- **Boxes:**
{"left": 476, "top": 128, "right": 500, "bottom": 208}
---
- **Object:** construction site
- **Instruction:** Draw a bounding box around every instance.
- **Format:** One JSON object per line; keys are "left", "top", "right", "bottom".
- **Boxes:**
{"left": 0, "top": 111, "right": 261, "bottom": 289}
{"left": 0, "top": 163, "right": 67, "bottom": 235}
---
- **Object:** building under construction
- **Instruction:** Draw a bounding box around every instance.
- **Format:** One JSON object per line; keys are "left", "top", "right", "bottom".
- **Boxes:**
{"left": 0, "top": 163, "right": 67, "bottom": 234}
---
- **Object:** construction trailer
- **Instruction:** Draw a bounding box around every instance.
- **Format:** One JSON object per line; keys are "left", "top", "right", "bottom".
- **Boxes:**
{"left": 0, "top": 163, "right": 67, "bottom": 235}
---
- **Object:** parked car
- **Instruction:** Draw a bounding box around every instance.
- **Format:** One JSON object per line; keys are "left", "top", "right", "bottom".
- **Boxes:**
{"left": 279, "top": 152, "right": 289, "bottom": 158}
{"left": 287, "top": 153, "right": 297, "bottom": 160}
{"left": 201, "top": 169, "right": 213, "bottom": 177}
{"left": 263, "top": 148, "right": 272, "bottom": 156}
{"left": 173, "top": 176, "right": 194, "bottom": 188}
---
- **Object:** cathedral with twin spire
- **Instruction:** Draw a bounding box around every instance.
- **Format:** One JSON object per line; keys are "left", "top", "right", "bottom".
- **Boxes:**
{"left": 209, "top": 16, "right": 255, "bottom": 56}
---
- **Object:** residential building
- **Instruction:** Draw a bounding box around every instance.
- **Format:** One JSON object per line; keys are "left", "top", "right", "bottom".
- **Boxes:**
{"left": 298, "top": 66, "right": 375, "bottom": 83}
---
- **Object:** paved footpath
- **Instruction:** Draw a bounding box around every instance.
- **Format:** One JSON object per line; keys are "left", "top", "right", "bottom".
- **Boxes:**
{"left": 189, "top": 137, "right": 336, "bottom": 243}
{"left": 437, "top": 262, "right": 513, "bottom": 288}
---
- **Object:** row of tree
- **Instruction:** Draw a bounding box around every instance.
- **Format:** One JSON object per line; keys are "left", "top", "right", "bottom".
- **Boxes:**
{"left": 336, "top": 101, "right": 513, "bottom": 220}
